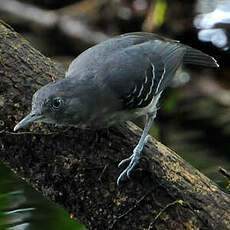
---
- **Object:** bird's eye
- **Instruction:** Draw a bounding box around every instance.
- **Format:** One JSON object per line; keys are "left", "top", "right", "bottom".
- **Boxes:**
{"left": 52, "top": 97, "right": 63, "bottom": 109}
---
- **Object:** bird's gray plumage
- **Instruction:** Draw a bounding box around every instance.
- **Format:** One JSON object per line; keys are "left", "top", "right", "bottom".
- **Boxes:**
{"left": 66, "top": 32, "right": 217, "bottom": 111}
{"left": 14, "top": 32, "right": 219, "bottom": 184}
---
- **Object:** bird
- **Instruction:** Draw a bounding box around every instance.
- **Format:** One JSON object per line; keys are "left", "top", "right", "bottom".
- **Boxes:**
{"left": 14, "top": 32, "right": 219, "bottom": 184}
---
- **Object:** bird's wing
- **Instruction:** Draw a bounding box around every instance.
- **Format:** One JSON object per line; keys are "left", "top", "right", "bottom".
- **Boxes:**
{"left": 119, "top": 32, "right": 180, "bottom": 43}
{"left": 66, "top": 32, "right": 218, "bottom": 80}
{"left": 65, "top": 33, "right": 180, "bottom": 79}
{"left": 100, "top": 40, "right": 186, "bottom": 110}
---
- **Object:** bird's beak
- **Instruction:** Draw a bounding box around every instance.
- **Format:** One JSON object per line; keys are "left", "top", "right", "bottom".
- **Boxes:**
{"left": 14, "top": 112, "right": 44, "bottom": 131}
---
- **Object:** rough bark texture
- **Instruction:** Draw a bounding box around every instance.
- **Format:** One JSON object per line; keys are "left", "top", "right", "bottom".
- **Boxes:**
{"left": 0, "top": 21, "right": 230, "bottom": 230}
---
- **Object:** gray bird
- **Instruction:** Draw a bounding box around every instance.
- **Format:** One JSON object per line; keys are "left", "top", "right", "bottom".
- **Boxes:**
{"left": 14, "top": 32, "right": 219, "bottom": 184}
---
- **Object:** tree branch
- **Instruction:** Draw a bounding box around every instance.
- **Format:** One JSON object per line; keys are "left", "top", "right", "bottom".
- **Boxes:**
{"left": 1, "top": 21, "right": 230, "bottom": 230}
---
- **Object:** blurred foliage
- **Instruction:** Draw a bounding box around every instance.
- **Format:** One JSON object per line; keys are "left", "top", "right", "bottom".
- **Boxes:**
{"left": 19, "top": 0, "right": 80, "bottom": 9}
{"left": 152, "top": 0, "right": 167, "bottom": 27}
{"left": 0, "top": 163, "right": 86, "bottom": 230}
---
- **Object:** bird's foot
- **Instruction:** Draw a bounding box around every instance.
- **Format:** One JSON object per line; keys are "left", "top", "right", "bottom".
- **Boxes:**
{"left": 117, "top": 150, "right": 140, "bottom": 185}
{"left": 117, "top": 135, "right": 150, "bottom": 185}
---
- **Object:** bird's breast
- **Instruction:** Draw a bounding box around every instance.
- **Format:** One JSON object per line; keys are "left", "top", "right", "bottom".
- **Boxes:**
{"left": 82, "top": 97, "right": 159, "bottom": 128}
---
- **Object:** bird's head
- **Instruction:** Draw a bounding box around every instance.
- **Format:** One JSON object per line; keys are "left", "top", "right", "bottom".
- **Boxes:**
{"left": 14, "top": 78, "right": 88, "bottom": 131}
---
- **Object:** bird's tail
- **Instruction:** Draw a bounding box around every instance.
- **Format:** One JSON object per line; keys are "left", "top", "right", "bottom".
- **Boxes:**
{"left": 183, "top": 46, "right": 219, "bottom": 68}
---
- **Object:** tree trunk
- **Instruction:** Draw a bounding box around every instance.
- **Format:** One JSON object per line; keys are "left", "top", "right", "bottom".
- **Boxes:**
{"left": 0, "top": 21, "right": 230, "bottom": 230}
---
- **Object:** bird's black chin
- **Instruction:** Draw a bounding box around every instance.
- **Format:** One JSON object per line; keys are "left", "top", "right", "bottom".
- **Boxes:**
{"left": 14, "top": 112, "right": 44, "bottom": 131}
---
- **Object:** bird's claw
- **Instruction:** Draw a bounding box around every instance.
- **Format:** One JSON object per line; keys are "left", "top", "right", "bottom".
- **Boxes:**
{"left": 118, "top": 154, "right": 134, "bottom": 168}
{"left": 143, "top": 134, "right": 150, "bottom": 145}
{"left": 117, "top": 151, "right": 140, "bottom": 185}
{"left": 117, "top": 135, "right": 150, "bottom": 185}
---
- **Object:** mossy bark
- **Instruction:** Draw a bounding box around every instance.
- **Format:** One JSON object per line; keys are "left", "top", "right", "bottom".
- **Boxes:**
{"left": 0, "top": 21, "right": 230, "bottom": 230}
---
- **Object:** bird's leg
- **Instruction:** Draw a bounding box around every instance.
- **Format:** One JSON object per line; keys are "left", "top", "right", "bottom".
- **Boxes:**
{"left": 117, "top": 112, "right": 156, "bottom": 184}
